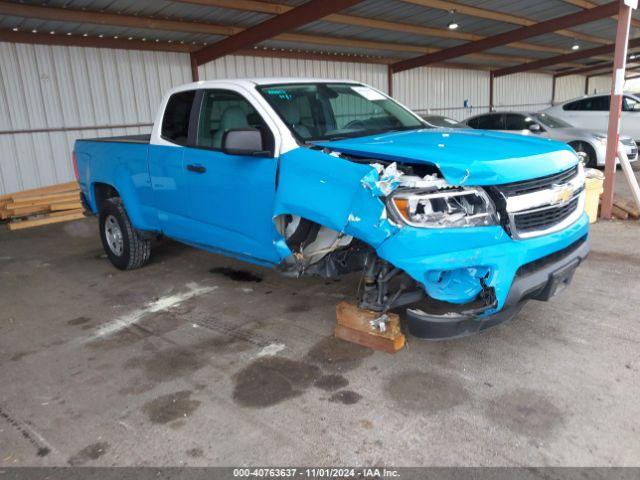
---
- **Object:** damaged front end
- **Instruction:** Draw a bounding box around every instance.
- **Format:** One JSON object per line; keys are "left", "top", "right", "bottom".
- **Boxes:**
{"left": 273, "top": 147, "right": 518, "bottom": 338}
{"left": 269, "top": 127, "right": 590, "bottom": 339}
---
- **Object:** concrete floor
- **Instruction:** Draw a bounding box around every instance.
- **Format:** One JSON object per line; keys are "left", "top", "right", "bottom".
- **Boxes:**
{"left": 1, "top": 205, "right": 639, "bottom": 466}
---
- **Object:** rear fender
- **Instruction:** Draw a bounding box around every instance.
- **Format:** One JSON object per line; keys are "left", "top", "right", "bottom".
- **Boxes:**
{"left": 88, "top": 164, "right": 159, "bottom": 232}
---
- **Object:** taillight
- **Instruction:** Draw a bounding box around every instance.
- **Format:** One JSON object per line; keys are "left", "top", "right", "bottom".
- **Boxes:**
{"left": 72, "top": 151, "right": 79, "bottom": 181}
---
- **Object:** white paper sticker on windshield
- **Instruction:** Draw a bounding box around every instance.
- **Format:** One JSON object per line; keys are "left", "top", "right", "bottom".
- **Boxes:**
{"left": 444, "top": 118, "right": 458, "bottom": 125}
{"left": 351, "top": 86, "right": 386, "bottom": 101}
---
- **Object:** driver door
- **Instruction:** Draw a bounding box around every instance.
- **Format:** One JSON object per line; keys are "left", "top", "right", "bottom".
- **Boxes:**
{"left": 180, "top": 89, "right": 282, "bottom": 264}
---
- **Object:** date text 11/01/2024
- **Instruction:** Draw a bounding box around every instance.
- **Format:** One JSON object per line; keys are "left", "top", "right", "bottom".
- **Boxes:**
{"left": 232, "top": 468, "right": 400, "bottom": 477}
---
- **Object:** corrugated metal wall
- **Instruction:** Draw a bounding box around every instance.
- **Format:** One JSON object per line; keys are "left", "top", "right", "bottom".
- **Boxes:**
{"left": 0, "top": 42, "right": 191, "bottom": 195}
{"left": 2, "top": 45, "right": 573, "bottom": 195}
{"left": 555, "top": 75, "right": 587, "bottom": 103}
{"left": 392, "top": 67, "right": 490, "bottom": 120}
{"left": 198, "top": 55, "right": 389, "bottom": 93}
{"left": 494, "top": 72, "right": 554, "bottom": 112}
{"left": 587, "top": 75, "right": 612, "bottom": 95}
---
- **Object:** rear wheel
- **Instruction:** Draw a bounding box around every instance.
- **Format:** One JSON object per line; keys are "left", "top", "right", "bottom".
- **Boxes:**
{"left": 99, "top": 198, "right": 151, "bottom": 270}
{"left": 569, "top": 141, "right": 598, "bottom": 168}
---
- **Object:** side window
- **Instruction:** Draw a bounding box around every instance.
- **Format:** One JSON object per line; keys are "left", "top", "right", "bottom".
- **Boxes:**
{"left": 592, "top": 96, "right": 610, "bottom": 111}
{"left": 505, "top": 114, "right": 539, "bottom": 130}
{"left": 623, "top": 96, "right": 640, "bottom": 111}
{"left": 161, "top": 91, "right": 196, "bottom": 145}
{"left": 504, "top": 114, "right": 527, "bottom": 130}
{"left": 196, "top": 90, "right": 273, "bottom": 151}
{"left": 476, "top": 114, "right": 503, "bottom": 130}
{"left": 466, "top": 117, "right": 480, "bottom": 128}
{"left": 566, "top": 97, "right": 609, "bottom": 112}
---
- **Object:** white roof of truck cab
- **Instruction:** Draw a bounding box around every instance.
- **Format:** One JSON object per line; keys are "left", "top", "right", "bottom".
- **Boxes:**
{"left": 170, "top": 77, "right": 363, "bottom": 93}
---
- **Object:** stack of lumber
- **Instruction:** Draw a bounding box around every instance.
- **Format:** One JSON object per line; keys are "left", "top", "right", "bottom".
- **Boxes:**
{"left": 612, "top": 196, "right": 640, "bottom": 221}
{"left": 0, "top": 181, "right": 84, "bottom": 230}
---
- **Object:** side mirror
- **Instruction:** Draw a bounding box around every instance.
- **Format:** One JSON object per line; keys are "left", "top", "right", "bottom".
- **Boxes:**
{"left": 222, "top": 128, "right": 268, "bottom": 156}
{"left": 528, "top": 123, "right": 542, "bottom": 133}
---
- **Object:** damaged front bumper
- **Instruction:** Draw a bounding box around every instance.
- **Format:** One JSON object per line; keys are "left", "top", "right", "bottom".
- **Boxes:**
{"left": 375, "top": 211, "right": 590, "bottom": 339}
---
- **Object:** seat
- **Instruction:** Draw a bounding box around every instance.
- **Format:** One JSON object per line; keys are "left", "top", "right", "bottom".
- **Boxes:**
{"left": 279, "top": 101, "right": 312, "bottom": 139}
{"left": 211, "top": 106, "right": 249, "bottom": 149}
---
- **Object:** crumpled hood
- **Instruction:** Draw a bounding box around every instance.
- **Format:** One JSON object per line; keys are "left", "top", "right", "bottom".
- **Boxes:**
{"left": 315, "top": 128, "right": 579, "bottom": 185}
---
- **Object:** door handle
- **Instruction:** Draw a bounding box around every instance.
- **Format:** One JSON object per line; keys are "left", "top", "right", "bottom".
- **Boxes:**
{"left": 187, "top": 164, "right": 206, "bottom": 173}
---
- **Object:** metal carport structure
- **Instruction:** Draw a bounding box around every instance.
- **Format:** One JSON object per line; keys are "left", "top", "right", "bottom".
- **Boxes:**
{"left": 0, "top": 0, "right": 638, "bottom": 212}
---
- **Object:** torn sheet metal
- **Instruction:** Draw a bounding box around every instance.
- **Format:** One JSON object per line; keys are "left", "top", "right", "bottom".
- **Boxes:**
{"left": 361, "top": 162, "right": 403, "bottom": 196}
{"left": 361, "top": 161, "right": 448, "bottom": 198}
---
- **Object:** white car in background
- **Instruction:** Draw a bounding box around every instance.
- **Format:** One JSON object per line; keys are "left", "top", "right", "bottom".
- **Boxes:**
{"left": 544, "top": 93, "right": 640, "bottom": 142}
{"left": 463, "top": 111, "right": 638, "bottom": 168}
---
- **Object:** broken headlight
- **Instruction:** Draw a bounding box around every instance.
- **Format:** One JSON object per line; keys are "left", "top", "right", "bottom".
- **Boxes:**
{"left": 390, "top": 188, "right": 498, "bottom": 228}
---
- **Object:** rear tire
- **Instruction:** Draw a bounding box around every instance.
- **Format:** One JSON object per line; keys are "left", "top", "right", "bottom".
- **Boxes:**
{"left": 569, "top": 141, "right": 598, "bottom": 168}
{"left": 99, "top": 197, "right": 151, "bottom": 270}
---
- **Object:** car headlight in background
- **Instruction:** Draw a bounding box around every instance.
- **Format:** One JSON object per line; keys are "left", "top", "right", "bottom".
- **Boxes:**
{"left": 390, "top": 188, "right": 498, "bottom": 228}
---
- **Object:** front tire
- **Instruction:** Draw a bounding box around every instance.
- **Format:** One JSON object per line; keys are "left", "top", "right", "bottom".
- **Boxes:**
{"left": 99, "top": 198, "right": 151, "bottom": 270}
{"left": 569, "top": 141, "right": 598, "bottom": 168}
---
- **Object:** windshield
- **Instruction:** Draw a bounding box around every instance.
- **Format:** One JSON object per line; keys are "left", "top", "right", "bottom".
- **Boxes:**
{"left": 257, "top": 83, "right": 424, "bottom": 142}
{"left": 531, "top": 113, "right": 572, "bottom": 129}
{"left": 422, "top": 115, "right": 465, "bottom": 128}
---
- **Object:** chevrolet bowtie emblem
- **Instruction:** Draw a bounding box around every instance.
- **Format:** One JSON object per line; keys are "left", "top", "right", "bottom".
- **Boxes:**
{"left": 551, "top": 184, "right": 573, "bottom": 204}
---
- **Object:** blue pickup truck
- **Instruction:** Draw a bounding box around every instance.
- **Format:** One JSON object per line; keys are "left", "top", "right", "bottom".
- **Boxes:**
{"left": 74, "top": 79, "right": 589, "bottom": 339}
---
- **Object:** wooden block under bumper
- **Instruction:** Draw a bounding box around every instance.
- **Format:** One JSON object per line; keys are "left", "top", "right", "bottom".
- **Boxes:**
{"left": 334, "top": 325, "right": 405, "bottom": 354}
{"left": 334, "top": 301, "right": 405, "bottom": 353}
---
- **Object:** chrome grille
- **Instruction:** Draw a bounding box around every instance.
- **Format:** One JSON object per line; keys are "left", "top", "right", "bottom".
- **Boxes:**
{"left": 497, "top": 165, "right": 579, "bottom": 196}
{"left": 513, "top": 196, "right": 580, "bottom": 233}
{"left": 493, "top": 165, "right": 584, "bottom": 239}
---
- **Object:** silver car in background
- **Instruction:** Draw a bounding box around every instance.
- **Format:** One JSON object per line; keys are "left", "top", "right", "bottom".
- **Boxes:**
{"left": 463, "top": 111, "right": 638, "bottom": 168}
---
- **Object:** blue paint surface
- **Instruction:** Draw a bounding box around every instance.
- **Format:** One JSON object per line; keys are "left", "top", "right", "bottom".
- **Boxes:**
{"left": 75, "top": 125, "right": 587, "bottom": 315}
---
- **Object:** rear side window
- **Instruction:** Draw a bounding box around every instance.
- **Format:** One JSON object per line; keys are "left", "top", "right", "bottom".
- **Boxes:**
{"left": 563, "top": 100, "right": 579, "bottom": 111}
{"left": 563, "top": 96, "right": 609, "bottom": 111}
{"left": 470, "top": 114, "right": 503, "bottom": 130}
{"left": 505, "top": 114, "right": 539, "bottom": 130}
{"left": 466, "top": 117, "right": 480, "bottom": 128}
{"left": 161, "top": 91, "right": 196, "bottom": 145}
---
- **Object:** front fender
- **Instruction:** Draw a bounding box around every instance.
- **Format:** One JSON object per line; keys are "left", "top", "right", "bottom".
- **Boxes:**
{"left": 273, "top": 147, "right": 400, "bottom": 256}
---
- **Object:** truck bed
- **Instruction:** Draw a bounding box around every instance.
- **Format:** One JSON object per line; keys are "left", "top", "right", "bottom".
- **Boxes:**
{"left": 78, "top": 134, "right": 151, "bottom": 144}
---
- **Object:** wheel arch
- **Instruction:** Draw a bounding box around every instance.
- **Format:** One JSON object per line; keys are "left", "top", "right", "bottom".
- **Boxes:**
{"left": 92, "top": 182, "right": 120, "bottom": 212}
